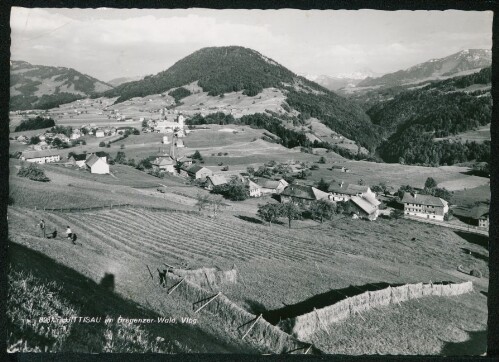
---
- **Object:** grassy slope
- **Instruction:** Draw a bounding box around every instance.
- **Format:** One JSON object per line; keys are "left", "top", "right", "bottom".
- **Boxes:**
{"left": 8, "top": 203, "right": 488, "bottom": 355}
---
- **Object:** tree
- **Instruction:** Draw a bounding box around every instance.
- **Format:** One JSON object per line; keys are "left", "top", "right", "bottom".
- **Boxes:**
{"left": 257, "top": 203, "right": 282, "bottom": 226}
{"left": 281, "top": 202, "right": 301, "bottom": 229}
{"left": 99, "top": 141, "right": 106, "bottom": 147}
{"left": 246, "top": 166, "right": 255, "bottom": 175}
{"left": 115, "top": 151, "right": 126, "bottom": 164}
{"left": 371, "top": 182, "right": 388, "bottom": 195}
{"left": 429, "top": 187, "right": 452, "bottom": 202}
{"left": 310, "top": 200, "right": 336, "bottom": 223}
{"left": 52, "top": 138, "right": 63, "bottom": 148}
{"left": 316, "top": 178, "right": 330, "bottom": 192}
{"left": 141, "top": 119, "right": 148, "bottom": 128}
{"left": 424, "top": 177, "right": 438, "bottom": 189}
{"left": 29, "top": 136, "right": 40, "bottom": 145}
{"left": 192, "top": 150, "right": 203, "bottom": 160}
{"left": 318, "top": 156, "right": 326, "bottom": 164}
{"left": 133, "top": 128, "right": 140, "bottom": 135}
{"left": 397, "top": 185, "right": 415, "bottom": 200}
{"left": 17, "top": 163, "right": 50, "bottom": 182}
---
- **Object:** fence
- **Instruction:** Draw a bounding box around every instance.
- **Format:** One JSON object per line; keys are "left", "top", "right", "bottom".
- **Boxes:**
{"left": 404, "top": 215, "right": 488, "bottom": 236}
{"left": 163, "top": 273, "right": 323, "bottom": 355}
{"left": 277, "top": 281, "right": 473, "bottom": 342}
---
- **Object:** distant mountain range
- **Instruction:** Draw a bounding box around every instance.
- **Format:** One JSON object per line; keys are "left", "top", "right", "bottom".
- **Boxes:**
{"left": 357, "top": 49, "right": 491, "bottom": 88}
{"left": 303, "top": 68, "right": 381, "bottom": 91}
{"left": 10, "top": 60, "right": 113, "bottom": 111}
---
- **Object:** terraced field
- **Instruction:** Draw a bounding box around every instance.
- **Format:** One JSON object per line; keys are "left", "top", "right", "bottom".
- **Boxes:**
{"left": 8, "top": 205, "right": 488, "bottom": 355}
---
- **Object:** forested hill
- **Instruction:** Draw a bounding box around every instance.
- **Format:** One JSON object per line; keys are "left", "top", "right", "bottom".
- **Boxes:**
{"left": 371, "top": 67, "right": 491, "bottom": 166}
{"left": 10, "top": 60, "right": 113, "bottom": 111}
{"left": 105, "top": 46, "right": 381, "bottom": 151}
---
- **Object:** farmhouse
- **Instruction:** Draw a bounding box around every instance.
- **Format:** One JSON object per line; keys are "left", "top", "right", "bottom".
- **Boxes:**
{"left": 280, "top": 185, "right": 329, "bottom": 205}
{"left": 205, "top": 175, "right": 228, "bottom": 190}
{"left": 85, "top": 154, "right": 109, "bottom": 174}
{"left": 180, "top": 164, "right": 213, "bottom": 180}
{"left": 95, "top": 129, "right": 105, "bottom": 138}
{"left": 331, "top": 165, "right": 350, "bottom": 172}
{"left": 453, "top": 204, "right": 489, "bottom": 229}
{"left": 21, "top": 150, "right": 61, "bottom": 164}
{"left": 401, "top": 192, "right": 449, "bottom": 221}
{"left": 151, "top": 156, "right": 175, "bottom": 173}
{"left": 67, "top": 153, "right": 87, "bottom": 168}
{"left": 16, "top": 135, "right": 29, "bottom": 143}
{"left": 328, "top": 182, "right": 378, "bottom": 203}
{"left": 256, "top": 179, "right": 289, "bottom": 195}
{"left": 247, "top": 180, "right": 262, "bottom": 197}
{"left": 349, "top": 195, "right": 379, "bottom": 221}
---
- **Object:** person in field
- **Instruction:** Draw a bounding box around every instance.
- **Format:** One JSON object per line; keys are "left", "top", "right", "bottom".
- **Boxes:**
{"left": 38, "top": 219, "right": 46, "bottom": 238}
{"left": 66, "top": 226, "right": 72, "bottom": 240}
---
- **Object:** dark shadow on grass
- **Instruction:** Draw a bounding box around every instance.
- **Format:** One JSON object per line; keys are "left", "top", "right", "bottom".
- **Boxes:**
{"left": 440, "top": 330, "right": 487, "bottom": 356}
{"left": 235, "top": 215, "right": 264, "bottom": 225}
{"left": 262, "top": 282, "right": 404, "bottom": 325}
{"left": 7, "top": 241, "right": 250, "bottom": 353}
{"left": 455, "top": 231, "right": 489, "bottom": 250}
{"left": 244, "top": 299, "right": 268, "bottom": 315}
{"left": 460, "top": 248, "right": 489, "bottom": 263}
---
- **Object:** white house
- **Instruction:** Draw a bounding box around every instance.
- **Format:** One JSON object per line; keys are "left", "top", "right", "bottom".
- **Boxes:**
{"left": 85, "top": 154, "right": 109, "bottom": 174}
{"left": 21, "top": 150, "right": 60, "bottom": 164}
{"left": 256, "top": 179, "right": 289, "bottom": 195}
{"left": 95, "top": 129, "right": 105, "bottom": 138}
{"left": 67, "top": 154, "right": 87, "bottom": 168}
{"left": 205, "top": 175, "right": 228, "bottom": 191}
{"left": 247, "top": 180, "right": 262, "bottom": 197}
{"left": 401, "top": 192, "right": 449, "bottom": 221}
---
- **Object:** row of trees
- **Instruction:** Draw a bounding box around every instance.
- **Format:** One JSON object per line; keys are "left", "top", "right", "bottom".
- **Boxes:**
{"left": 257, "top": 200, "right": 347, "bottom": 228}
{"left": 14, "top": 116, "right": 55, "bottom": 132}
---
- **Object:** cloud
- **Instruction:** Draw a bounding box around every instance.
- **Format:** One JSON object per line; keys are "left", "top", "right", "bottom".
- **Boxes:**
{"left": 10, "top": 8, "right": 492, "bottom": 80}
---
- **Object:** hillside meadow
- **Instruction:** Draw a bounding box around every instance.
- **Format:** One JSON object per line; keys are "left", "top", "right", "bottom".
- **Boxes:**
{"left": 7, "top": 201, "right": 488, "bottom": 355}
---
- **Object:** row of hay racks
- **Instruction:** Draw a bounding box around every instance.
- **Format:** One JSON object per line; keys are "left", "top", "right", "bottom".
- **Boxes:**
{"left": 279, "top": 281, "right": 473, "bottom": 342}
{"left": 164, "top": 273, "right": 323, "bottom": 355}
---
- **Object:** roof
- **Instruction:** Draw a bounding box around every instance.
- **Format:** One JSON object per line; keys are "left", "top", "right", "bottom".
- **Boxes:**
{"left": 183, "top": 164, "right": 208, "bottom": 174}
{"left": 258, "top": 180, "right": 281, "bottom": 189}
{"left": 328, "top": 183, "right": 369, "bottom": 195}
{"left": 350, "top": 196, "right": 377, "bottom": 215}
{"left": 207, "top": 175, "right": 228, "bottom": 186}
{"left": 152, "top": 157, "right": 174, "bottom": 166}
{"left": 85, "top": 154, "right": 106, "bottom": 167}
{"left": 363, "top": 193, "right": 381, "bottom": 207}
{"left": 453, "top": 204, "right": 489, "bottom": 219}
{"left": 312, "top": 188, "right": 330, "bottom": 201}
{"left": 22, "top": 150, "right": 60, "bottom": 159}
{"left": 401, "top": 192, "right": 446, "bottom": 207}
{"left": 281, "top": 185, "right": 323, "bottom": 200}
{"left": 247, "top": 180, "right": 261, "bottom": 190}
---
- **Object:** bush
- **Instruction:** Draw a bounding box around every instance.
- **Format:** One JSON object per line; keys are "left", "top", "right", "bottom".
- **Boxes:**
{"left": 17, "top": 164, "right": 50, "bottom": 182}
{"left": 14, "top": 116, "right": 55, "bottom": 132}
{"left": 99, "top": 141, "right": 106, "bottom": 147}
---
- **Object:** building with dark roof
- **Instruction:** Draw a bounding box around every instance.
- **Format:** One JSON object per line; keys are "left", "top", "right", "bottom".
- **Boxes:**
{"left": 280, "top": 185, "right": 329, "bottom": 205}
{"left": 453, "top": 204, "right": 489, "bottom": 229}
{"left": 401, "top": 192, "right": 449, "bottom": 221}
{"left": 180, "top": 164, "right": 213, "bottom": 180}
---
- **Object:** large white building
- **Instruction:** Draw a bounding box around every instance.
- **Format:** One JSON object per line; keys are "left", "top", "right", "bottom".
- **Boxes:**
{"left": 85, "top": 153, "right": 109, "bottom": 174}
{"left": 21, "top": 150, "right": 61, "bottom": 164}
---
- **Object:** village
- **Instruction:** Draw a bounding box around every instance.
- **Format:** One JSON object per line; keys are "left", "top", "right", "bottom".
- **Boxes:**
{"left": 10, "top": 105, "right": 489, "bottom": 235}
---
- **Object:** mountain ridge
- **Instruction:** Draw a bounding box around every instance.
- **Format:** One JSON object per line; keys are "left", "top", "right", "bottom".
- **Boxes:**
{"left": 10, "top": 60, "right": 113, "bottom": 111}
{"left": 357, "top": 49, "right": 491, "bottom": 88}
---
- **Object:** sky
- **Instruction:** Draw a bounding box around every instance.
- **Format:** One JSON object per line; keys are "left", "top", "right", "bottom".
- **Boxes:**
{"left": 10, "top": 8, "right": 492, "bottom": 82}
